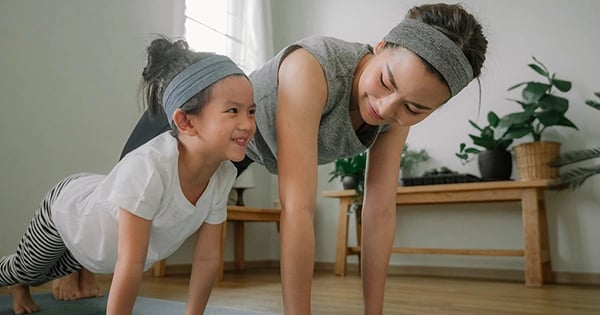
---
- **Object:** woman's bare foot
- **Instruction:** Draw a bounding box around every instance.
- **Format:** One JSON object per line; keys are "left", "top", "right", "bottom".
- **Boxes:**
{"left": 51, "top": 271, "right": 83, "bottom": 300}
{"left": 8, "top": 284, "right": 40, "bottom": 314}
{"left": 79, "top": 268, "right": 103, "bottom": 298}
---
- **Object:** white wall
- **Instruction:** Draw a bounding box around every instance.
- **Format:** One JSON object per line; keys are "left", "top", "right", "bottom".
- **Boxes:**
{"left": 271, "top": 0, "right": 600, "bottom": 274}
{"left": 0, "top": 0, "right": 185, "bottom": 255}
{"left": 1, "top": 0, "right": 598, "bottom": 276}
{"left": 0, "top": 0, "right": 276, "bottom": 266}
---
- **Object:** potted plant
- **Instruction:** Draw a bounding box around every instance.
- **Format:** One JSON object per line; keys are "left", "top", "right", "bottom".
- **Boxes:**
{"left": 495, "top": 57, "right": 579, "bottom": 180}
{"left": 328, "top": 152, "right": 367, "bottom": 226}
{"left": 328, "top": 152, "right": 367, "bottom": 192}
{"left": 456, "top": 111, "right": 515, "bottom": 180}
{"left": 549, "top": 91, "right": 600, "bottom": 190}
{"left": 400, "top": 143, "right": 430, "bottom": 178}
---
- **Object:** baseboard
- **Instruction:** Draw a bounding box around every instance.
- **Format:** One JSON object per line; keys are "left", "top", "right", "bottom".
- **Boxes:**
{"left": 163, "top": 261, "right": 600, "bottom": 285}
{"left": 163, "top": 260, "right": 280, "bottom": 276}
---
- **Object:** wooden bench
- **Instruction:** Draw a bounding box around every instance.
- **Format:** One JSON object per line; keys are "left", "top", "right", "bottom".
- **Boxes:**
{"left": 152, "top": 205, "right": 281, "bottom": 281}
{"left": 323, "top": 179, "right": 552, "bottom": 287}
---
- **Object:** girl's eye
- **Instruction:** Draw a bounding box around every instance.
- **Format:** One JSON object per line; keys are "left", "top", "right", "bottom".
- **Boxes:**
{"left": 226, "top": 108, "right": 238, "bottom": 113}
{"left": 249, "top": 108, "right": 256, "bottom": 115}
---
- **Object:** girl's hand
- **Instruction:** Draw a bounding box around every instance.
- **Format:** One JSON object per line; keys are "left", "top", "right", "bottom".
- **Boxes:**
{"left": 185, "top": 222, "right": 223, "bottom": 314}
{"left": 106, "top": 208, "right": 152, "bottom": 315}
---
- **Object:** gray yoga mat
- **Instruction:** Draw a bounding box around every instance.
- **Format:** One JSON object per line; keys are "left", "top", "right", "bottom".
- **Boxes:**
{"left": 0, "top": 292, "right": 277, "bottom": 315}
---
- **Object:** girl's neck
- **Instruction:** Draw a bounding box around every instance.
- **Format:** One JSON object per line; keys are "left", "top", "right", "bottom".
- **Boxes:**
{"left": 177, "top": 141, "right": 221, "bottom": 205}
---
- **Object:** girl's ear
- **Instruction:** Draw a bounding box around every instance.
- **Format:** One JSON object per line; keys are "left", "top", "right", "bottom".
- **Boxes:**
{"left": 172, "top": 109, "right": 195, "bottom": 135}
{"left": 373, "top": 40, "right": 386, "bottom": 54}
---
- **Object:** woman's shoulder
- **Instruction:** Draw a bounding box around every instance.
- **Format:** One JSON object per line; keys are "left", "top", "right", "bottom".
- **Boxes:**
{"left": 297, "top": 36, "right": 371, "bottom": 55}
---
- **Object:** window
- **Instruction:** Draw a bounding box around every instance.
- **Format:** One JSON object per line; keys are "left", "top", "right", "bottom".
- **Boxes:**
{"left": 184, "top": 0, "right": 273, "bottom": 73}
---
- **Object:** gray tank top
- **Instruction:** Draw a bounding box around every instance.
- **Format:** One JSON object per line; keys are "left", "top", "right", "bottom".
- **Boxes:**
{"left": 247, "top": 36, "right": 383, "bottom": 174}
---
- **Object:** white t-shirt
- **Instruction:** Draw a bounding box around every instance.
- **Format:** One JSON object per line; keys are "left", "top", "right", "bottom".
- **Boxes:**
{"left": 51, "top": 132, "right": 236, "bottom": 273}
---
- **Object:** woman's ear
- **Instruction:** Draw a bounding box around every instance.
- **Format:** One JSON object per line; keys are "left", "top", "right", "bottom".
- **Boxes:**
{"left": 172, "top": 109, "right": 195, "bottom": 135}
{"left": 373, "top": 40, "right": 386, "bottom": 54}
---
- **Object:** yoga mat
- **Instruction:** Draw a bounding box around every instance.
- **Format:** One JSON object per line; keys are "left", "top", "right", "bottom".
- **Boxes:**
{"left": 0, "top": 293, "right": 277, "bottom": 315}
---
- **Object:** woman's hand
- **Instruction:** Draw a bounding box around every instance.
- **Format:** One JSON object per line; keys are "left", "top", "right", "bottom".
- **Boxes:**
{"left": 276, "top": 47, "right": 328, "bottom": 315}
{"left": 362, "top": 124, "right": 409, "bottom": 315}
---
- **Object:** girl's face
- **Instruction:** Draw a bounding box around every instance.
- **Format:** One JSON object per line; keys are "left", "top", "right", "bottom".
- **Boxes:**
{"left": 190, "top": 76, "right": 256, "bottom": 162}
{"left": 356, "top": 42, "right": 451, "bottom": 127}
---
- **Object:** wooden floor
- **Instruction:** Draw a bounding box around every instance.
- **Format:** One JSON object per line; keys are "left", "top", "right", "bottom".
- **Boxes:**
{"left": 23, "top": 268, "right": 600, "bottom": 314}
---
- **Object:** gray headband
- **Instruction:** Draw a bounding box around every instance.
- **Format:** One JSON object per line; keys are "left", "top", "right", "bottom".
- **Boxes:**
{"left": 384, "top": 18, "right": 473, "bottom": 96}
{"left": 162, "top": 54, "right": 246, "bottom": 128}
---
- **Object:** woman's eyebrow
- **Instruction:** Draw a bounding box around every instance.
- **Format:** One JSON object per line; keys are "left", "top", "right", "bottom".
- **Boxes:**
{"left": 409, "top": 102, "right": 434, "bottom": 111}
{"left": 386, "top": 63, "right": 433, "bottom": 111}
{"left": 385, "top": 63, "right": 398, "bottom": 90}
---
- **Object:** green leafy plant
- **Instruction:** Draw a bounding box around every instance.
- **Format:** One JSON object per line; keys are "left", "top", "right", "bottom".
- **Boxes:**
{"left": 456, "top": 111, "right": 514, "bottom": 163}
{"left": 550, "top": 92, "right": 600, "bottom": 190}
{"left": 329, "top": 144, "right": 430, "bottom": 191}
{"left": 328, "top": 152, "right": 367, "bottom": 194}
{"left": 401, "top": 144, "right": 430, "bottom": 177}
{"left": 495, "top": 57, "right": 578, "bottom": 142}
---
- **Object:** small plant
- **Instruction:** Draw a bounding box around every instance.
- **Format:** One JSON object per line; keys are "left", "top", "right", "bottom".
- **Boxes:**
{"left": 495, "top": 57, "right": 578, "bottom": 142}
{"left": 328, "top": 152, "right": 367, "bottom": 193}
{"left": 401, "top": 144, "right": 430, "bottom": 177}
{"left": 456, "top": 111, "right": 514, "bottom": 164}
{"left": 550, "top": 91, "right": 600, "bottom": 190}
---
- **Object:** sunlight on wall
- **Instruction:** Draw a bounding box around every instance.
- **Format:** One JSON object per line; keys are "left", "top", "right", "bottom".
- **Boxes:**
{"left": 184, "top": 0, "right": 230, "bottom": 54}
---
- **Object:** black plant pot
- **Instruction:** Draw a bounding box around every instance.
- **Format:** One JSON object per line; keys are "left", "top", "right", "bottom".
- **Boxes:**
{"left": 478, "top": 150, "right": 512, "bottom": 180}
{"left": 342, "top": 176, "right": 357, "bottom": 190}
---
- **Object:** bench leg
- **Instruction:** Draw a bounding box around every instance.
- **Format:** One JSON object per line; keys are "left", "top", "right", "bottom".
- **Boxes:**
{"left": 218, "top": 221, "right": 227, "bottom": 281}
{"left": 234, "top": 221, "right": 245, "bottom": 270}
{"left": 153, "top": 259, "right": 166, "bottom": 277}
{"left": 335, "top": 198, "right": 352, "bottom": 276}
{"left": 522, "top": 188, "right": 551, "bottom": 287}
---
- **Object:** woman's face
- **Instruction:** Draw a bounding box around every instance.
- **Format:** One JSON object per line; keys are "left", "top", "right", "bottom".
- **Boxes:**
{"left": 356, "top": 42, "right": 451, "bottom": 127}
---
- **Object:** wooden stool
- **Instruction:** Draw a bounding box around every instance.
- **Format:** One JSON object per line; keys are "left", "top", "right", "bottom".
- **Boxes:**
{"left": 152, "top": 205, "right": 281, "bottom": 281}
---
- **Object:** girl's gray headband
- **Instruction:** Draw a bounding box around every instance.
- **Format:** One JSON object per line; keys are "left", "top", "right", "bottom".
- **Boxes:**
{"left": 384, "top": 18, "right": 473, "bottom": 96}
{"left": 162, "top": 54, "right": 246, "bottom": 128}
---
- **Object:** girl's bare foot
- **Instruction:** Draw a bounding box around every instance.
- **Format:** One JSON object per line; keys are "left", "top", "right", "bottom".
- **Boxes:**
{"left": 7, "top": 284, "right": 40, "bottom": 314}
{"left": 52, "top": 269, "right": 102, "bottom": 300}
{"left": 51, "top": 271, "right": 83, "bottom": 300}
{"left": 79, "top": 268, "right": 103, "bottom": 298}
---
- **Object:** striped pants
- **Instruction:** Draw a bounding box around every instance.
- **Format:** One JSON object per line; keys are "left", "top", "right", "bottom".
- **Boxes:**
{"left": 0, "top": 176, "right": 82, "bottom": 287}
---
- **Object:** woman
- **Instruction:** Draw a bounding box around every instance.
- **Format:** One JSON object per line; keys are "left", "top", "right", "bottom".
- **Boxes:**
{"left": 63, "top": 3, "right": 487, "bottom": 314}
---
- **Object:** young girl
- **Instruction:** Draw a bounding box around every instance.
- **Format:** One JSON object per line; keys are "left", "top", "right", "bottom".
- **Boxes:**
{"left": 0, "top": 37, "right": 256, "bottom": 315}
{"left": 73, "top": 3, "right": 488, "bottom": 314}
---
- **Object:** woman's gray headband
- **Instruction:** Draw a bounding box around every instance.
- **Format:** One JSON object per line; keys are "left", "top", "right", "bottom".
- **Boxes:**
{"left": 162, "top": 54, "right": 246, "bottom": 128}
{"left": 384, "top": 18, "right": 473, "bottom": 96}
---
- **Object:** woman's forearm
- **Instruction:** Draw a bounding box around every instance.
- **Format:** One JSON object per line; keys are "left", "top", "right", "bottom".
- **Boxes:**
{"left": 280, "top": 206, "right": 315, "bottom": 315}
{"left": 361, "top": 205, "right": 396, "bottom": 315}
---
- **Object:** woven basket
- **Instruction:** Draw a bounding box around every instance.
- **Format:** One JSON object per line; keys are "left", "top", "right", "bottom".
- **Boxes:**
{"left": 513, "top": 141, "right": 561, "bottom": 180}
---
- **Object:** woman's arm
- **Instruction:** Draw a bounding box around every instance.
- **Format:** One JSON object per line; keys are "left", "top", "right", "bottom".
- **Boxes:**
{"left": 362, "top": 124, "right": 409, "bottom": 315}
{"left": 276, "top": 48, "right": 328, "bottom": 315}
{"left": 106, "top": 208, "right": 152, "bottom": 315}
{"left": 185, "top": 222, "right": 222, "bottom": 314}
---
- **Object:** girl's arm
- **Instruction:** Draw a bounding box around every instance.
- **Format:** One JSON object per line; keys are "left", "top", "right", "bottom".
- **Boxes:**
{"left": 185, "top": 222, "right": 222, "bottom": 314}
{"left": 361, "top": 124, "right": 409, "bottom": 315}
{"left": 106, "top": 208, "right": 152, "bottom": 315}
{"left": 275, "top": 48, "right": 328, "bottom": 315}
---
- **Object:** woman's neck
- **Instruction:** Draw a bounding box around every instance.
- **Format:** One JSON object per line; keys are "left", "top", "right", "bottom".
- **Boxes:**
{"left": 349, "top": 54, "right": 373, "bottom": 131}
